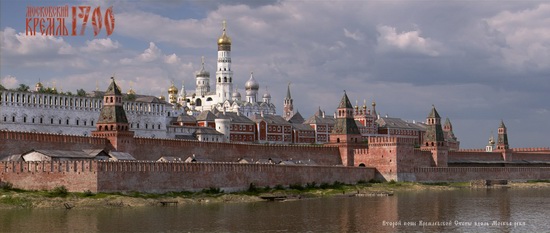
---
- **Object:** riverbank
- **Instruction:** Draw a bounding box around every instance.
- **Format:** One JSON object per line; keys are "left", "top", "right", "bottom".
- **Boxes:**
{"left": 1, "top": 180, "right": 549, "bottom": 209}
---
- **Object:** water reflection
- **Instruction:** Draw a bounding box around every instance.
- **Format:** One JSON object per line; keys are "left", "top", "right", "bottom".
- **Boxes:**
{"left": 1, "top": 188, "right": 548, "bottom": 232}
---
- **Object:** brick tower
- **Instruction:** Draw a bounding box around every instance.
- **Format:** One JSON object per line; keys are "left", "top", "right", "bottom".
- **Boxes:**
{"left": 421, "top": 105, "right": 448, "bottom": 167}
{"left": 283, "top": 83, "right": 294, "bottom": 121}
{"left": 92, "top": 77, "right": 134, "bottom": 152}
{"left": 329, "top": 92, "right": 363, "bottom": 166}
{"left": 495, "top": 120, "right": 512, "bottom": 161}
{"left": 496, "top": 120, "right": 509, "bottom": 150}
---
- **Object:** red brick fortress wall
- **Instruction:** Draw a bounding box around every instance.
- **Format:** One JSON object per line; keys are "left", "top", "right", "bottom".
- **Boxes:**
{"left": 0, "top": 161, "right": 375, "bottom": 193}
{"left": 0, "top": 161, "right": 98, "bottom": 192}
{"left": 412, "top": 167, "right": 550, "bottom": 182}
{"left": 130, "top": 137, "right": 342, "bottom": 165}
{"left": 96, "top": 161, "right": 375, "bottom": 193}
{"left": 0, "top": 131, "right": 108, "bottom": 158}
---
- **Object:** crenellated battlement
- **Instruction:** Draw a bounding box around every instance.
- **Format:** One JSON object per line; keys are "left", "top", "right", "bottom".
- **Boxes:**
{"left": 512, "top": 147, "right": 550, "bottom": 152}
{"left": 1, "top": 160, "right": 97, "bottom": 174}
{"left": 0, "top": 130, "right": 107, "bottom": 145}
{"left": 0, "top": 160, "right": 375, "bottom": 193}
{"left": 367, "top": 136, "right": 416, "bottom": 146}
{"left": 457, "top": 148, "right": 486, "bottom": 152}
{"left": 133, "top": 136, "right": 338, "bottom": 151}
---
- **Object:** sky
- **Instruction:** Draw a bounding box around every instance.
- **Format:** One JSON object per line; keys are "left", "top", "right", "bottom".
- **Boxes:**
{"left": 1, "top": 0, "right": 549, "bottom": 149}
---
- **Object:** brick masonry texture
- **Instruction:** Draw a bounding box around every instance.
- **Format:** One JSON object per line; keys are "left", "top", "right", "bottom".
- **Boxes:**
{"left": 1, "top": 161, "right": 375, "bottom": 192}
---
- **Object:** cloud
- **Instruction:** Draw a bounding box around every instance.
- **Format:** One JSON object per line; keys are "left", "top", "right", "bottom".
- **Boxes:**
{"left": 1, "top": 27, "right": 75, "bottom": 55}
{"left": 343, "top": 28, "right": 363, "bottom": 41}
{"left": 81, "top": 38, "right": 121, "bottom": 53}
{"left": 1, "top": 75, "right": 19, "bottom": 89}
{"left": 138, "top": 42, "right": 162, "bottom": 62}
{"left": 376, "top": 25, "right": 442, "bottom": 56}
{"left": 485, "top": 3, "right": 550, "bottom": 71}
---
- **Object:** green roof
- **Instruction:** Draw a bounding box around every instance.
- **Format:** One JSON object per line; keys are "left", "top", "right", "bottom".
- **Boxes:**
{"left": 428, "top": 105, "right": 441, "bottom": 118}
{"left": 338, "top": 92, "right": 353, "bottom": 109}
{"left": 105, "top": 77, "right": 122, "bottom": 95}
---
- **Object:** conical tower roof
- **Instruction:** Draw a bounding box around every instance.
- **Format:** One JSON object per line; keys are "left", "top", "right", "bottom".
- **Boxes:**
{"left": 338, "top": 92, "right": 353, "bottom": 109}
{"left": 428, "top": 105, "right": 441, "bottom": 118}
{"left": 499, "top": 120, "right": 506, "bottom": 128}
{"left": 105, "top": 77, "right": 122, "bottom": 95}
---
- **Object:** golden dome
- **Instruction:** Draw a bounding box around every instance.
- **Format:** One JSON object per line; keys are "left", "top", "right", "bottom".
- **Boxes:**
{"left": 127, "top": 88, "right": 136, "bottom": 95}
{"left": 217, "top": 21, "right": 231, "bottom": 45}
{"left": 159, "top": 95, "right": 166, "bottom": 101}
{"left": 168, "top": 83, "right": 178, "bottom": 94}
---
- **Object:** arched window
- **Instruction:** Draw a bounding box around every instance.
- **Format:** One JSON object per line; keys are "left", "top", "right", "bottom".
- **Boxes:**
{"left": 337, "top": 138, "right": 340, "bottom": 143}
{"left": 196, "top": 98, "right": 202, "bottom": 106}
{"left": 224, "top": 77, "right": 227, "bottom": 82}
{"left": 218, "top": 77, "right": 221, "bottom": 82}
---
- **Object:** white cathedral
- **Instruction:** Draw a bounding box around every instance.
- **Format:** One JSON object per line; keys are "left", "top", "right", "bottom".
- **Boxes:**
{"left": 166, "top": 21, "right": 276, "bottom": 117}
{"left": 0, "top": 21, "right": 276, "bottom": 139}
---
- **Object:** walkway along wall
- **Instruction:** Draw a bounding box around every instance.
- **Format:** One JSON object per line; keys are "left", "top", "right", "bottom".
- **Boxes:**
{"left": 0, "top": 131, "right": 108, "bottom": 158}
{"left": 129, "top": 137, "right": 341, "bottom": 165}
{"left": 0, "top": 131, "right": 342, "bottom": 166}
{"left": 0, "top": 161, "right": 375, "bottom": 193}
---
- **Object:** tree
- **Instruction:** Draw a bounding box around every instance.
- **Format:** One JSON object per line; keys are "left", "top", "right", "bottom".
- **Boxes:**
{"left": 124, "top": 93, "right": 136, "bottom": 101}
{"left": 16, "top": 84, "right": 30, "bottom": 92}
{"left": 76, "top": 89, "right": 86, "bottom": 97}
{"left": 0, "top": 84, "right": 5, "bottom": 91}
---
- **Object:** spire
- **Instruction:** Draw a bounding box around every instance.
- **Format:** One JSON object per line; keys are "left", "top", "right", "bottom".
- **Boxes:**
{"left": 499, "top": 119, "right": 506, "bottom": 128}
{"left": 338, "top": 91, "right": 353, "bottom": 109}
{"left": 497, "top": 120, "right": 509, "bottom": 150}
{"left": 105, "top": 77, "right": 122, "bottom": 95}
{"left": 428, "top": 104, "right": 441, "bottom": 118}
{"left": 371, "top": 100, "right": 377, "bottom": 118}
{"left": 217, "top": 20, "right": 232, "bottom": 46}
{"left": 283, "top": 82, "right": 294, "bottom": 120}
{"left": 286, "top": 82, "right": 292, "bottom": 99}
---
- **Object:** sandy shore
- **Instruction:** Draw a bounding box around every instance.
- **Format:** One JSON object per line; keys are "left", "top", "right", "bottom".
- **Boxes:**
{"left": 1, "top": 181, "right": 549, "bottom": 209}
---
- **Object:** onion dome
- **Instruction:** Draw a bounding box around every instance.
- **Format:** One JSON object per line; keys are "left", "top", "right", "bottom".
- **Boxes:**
{"left": 127, "top": 88, "right": 136, "bottom": 95}
{"left": 35, "top": 81, "right": 43, "bottom": 89}
{"left": 168, "top": 83, "right": 178, "bottom": 94}
{"left": 159, "top": 95, "right": 166, "bottom": 101}
{"left": 196, "top": 56, "right": 210, "bottom": 77}
{"left": 217, "top": 20, "right": 232, "bottom": 45}
{"left": 233, "top": 90, "right": 241, "bottom": 98}
{"left": 245, "top": 72, "right": 259, "bottom": 90}
{"left": 263, "top": 86, "right": 271, "bottom": 98}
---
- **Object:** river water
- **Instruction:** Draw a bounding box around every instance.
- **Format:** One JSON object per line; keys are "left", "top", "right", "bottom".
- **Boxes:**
{"left": 1, "top": 187, "right": 549, "bottom": 232}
